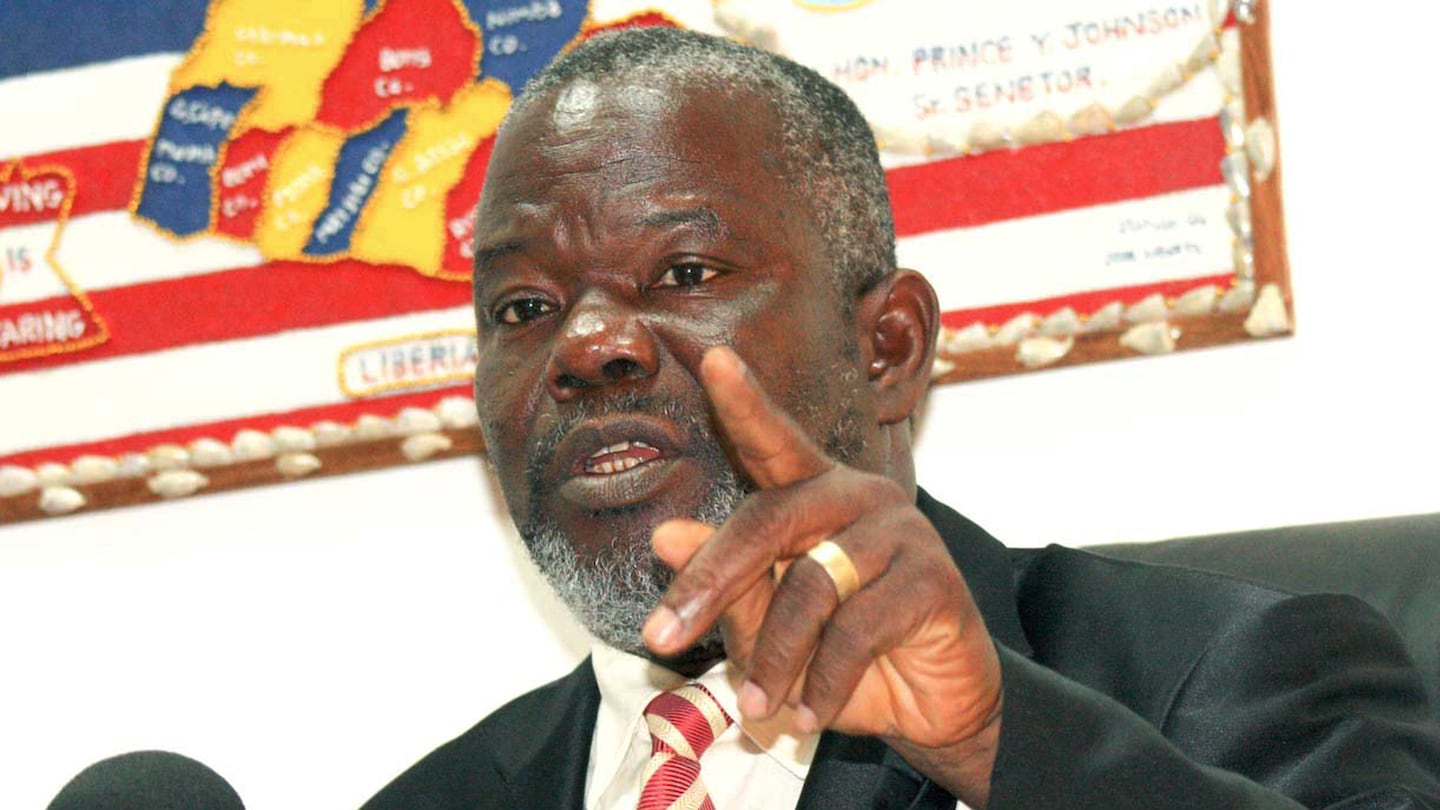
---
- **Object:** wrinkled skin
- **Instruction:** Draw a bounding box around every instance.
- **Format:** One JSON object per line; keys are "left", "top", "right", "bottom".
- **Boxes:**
{"left": 471, "top": 78, "right": 1002, "bottom": 805}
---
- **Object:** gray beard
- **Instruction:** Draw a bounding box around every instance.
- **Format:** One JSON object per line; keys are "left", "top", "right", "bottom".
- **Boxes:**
{"left": 520, "top": 469, "right": 743, "bottom": 658}
{"left": 515, "top": 367, "right": 863, "bottom": 660}
{"left": 516, "top": 393, "right": 744, "bottom": 658}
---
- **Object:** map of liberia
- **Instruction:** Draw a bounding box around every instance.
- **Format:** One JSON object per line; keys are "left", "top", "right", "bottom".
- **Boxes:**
{"left": 132, "top": 0, "right": 606, "bottom": 277}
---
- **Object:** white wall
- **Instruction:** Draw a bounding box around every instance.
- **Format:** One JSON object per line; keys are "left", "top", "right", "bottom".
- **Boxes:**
{"left": 3, "top": 5, "right": 1438, "bottom": 807}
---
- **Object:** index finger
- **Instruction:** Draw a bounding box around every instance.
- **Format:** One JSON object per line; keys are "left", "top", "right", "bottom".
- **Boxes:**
{"left": 700, "top": 345, "right": 833, "bottom": 489}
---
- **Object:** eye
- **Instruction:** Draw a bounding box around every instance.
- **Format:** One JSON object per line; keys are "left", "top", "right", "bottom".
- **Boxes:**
{"left": 494, "top": 297, "right": 555, "bottom": 325}
{"left": 655, "top": 262, "right": 720, "bottom": 288}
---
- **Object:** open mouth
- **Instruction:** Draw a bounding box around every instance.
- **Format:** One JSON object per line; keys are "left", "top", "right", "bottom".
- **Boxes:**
{"left": 583, "top": 440, "right": 663, "bottom": 475}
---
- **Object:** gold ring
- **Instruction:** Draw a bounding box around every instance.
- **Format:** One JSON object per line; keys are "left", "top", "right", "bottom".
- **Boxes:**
{"left": 806, "top": 540, "right": 861, "bottom": 602}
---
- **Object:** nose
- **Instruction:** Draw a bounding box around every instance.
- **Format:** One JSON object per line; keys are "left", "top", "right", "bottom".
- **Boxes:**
{"left": 545, "top": 292, "right": 658, "bottom": 400}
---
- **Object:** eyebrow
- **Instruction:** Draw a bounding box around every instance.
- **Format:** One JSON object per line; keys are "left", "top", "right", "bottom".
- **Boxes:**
{"left": 638, "top": 206, "right": 726, "bottom": 240}
{"left": 474, "top": 240, "right": 521, "bottom": 274}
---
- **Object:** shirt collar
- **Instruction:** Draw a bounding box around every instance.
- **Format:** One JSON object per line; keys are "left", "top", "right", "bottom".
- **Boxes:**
{"left": 588, "top": 643, "right": 817, "bottom": 789}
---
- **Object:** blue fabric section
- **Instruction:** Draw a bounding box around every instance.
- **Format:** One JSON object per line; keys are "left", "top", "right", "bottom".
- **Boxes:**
{"left": 0, "top": 0, "right": 210, "bottom": 79}
{"left": 462, "top": 0, "right": 587, "bottom": 91}
{"left": 134, "top": 83, "right": 258, "bottom": 237}
{"left": 303, "top": 108, "right": 409, "bottom": 257}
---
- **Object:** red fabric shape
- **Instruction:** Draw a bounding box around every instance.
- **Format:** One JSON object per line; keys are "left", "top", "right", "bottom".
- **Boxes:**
{"left": 315, "top": 0, "right": 481, "bottom": 130}
{"left": 637, "top": 684, "right": 731, "bottom": 810}
{"left": 214, "top": 127, "right": 291, "bottom": 240}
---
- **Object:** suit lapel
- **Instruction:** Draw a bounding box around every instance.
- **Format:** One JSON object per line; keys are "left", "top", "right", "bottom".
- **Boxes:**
{"left": 797, "top": 732, "right": 958, "bottom": 809}
{"left": 498, "top": 659, "right": 600, "bottom": 810}
{"left": 917, "top": 488, "right": 1031, "bottom": 657}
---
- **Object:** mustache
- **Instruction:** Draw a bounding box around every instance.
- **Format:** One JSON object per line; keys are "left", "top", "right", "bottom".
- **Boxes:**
{"left": 523, "top": 391, "right": 718, "bottom": 486}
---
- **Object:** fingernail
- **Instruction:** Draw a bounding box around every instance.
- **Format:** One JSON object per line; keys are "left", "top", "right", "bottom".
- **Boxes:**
{"left": 794, "top": 704, "right": 819, "bottom": 735}
{"left": 644, "top": 606, "right": 681, "bottom": 650}
{"left": 739, "top": 680, "right": 769, "bottom": 718}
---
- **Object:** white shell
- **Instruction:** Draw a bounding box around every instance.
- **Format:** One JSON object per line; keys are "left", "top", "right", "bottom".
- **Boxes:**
{"left": 0, "top": 465, "right": 39, "bottom": 497}
{"left": 945, "top": 323, "right": 993, "bottom": 354}
{"left": 39, "top": 486, "right": 86, "bottom": 515}
{"left": 1228, "top": 200, "right": 1254, "bottom": 247}
{"left": 401, "top": 432, "right": 454, "bottom": 462}
{"left": 929, "top": 357, "right": 956, "bottom": 379}
{"left": 353, "top": 414, "right": 396, "bottom": 441}
{"left": 1219, "top": 99, "right": 1247, "bottom": 148}
{"left": 1221, "top": 151, "right": 1251, "bottom": 199}
{"left": 276, "top": 452, "right": 323, "bottom": 479}
{"left": 1218, "top": 280, "right": 1257, "bottom": 313}
{"left": 311, "top": 420, "right": 352, "bottom": 447}
{"left": 923, "top": 131, "right": 965, "bottom": 158}
{"left": 1234, "top": 0, "right": 1258, "bottom": 24}
{"left": 435, "top": 396, "right": 480, "bottom": 429}
{"left": 1233, "top": 242, "right": 1256, "bottom": 281}
{"left": 1083, "top": 301, "right": 1125, "bottom": 333}
{"left": 117, "top": 453, "right": 153, "bottom": 478}
{"left": 1146, "top": 62, "right": 1188, "bottom": 99}
{"left": 148, "top": 444, "right": 191, "bottom": 471}
{"left": 1068, "top": 103, "right": 1112, "bottom": 137}
{"left": 1245, "top": 117, "right": 1278, "bottom": 182}
{"left": 1217, "top": 40, "right": 1244, "bottom": 96}
{"left": 271, "top": 426, "right": 316, "bottom": 453}
{"left": 69, "top": 455, "right": 119, "bottom": 485}
{"left": 871, "top": 125, "right": 925, "bottom": 156}
{"left": 1016, "top": 111, "right": 1066, "bottom": 146}
{"left": 1017, "top": 336, "right": 1074, "bottom": 368}
{"left": 189, "top": 438, "right": 235, "bottom": 468}
{"left": 967, "top": 121, "right": 1010, "bottom": 152}
{"left": 148, "top": 469, "right": 210, "bottom": 499}
{"left": 1244, "top": 284, "right": 1291, "bottom": 337}
{"left": 232, "top": 429, "right": 278, "bottom": 461}
{"left": 1186, "top": 31, "right": 1220, "bottom": 74}
{"left": 397, "top": 406, "right": 444, "bottom": 435}
{"left": 1126, "top": 293, "right": 1169, "bottom": 324}
{"left": 1114, "top": 96, "right": 1155, "bottom": 126}
{"left": 1120, "top": 321, "right": 1180, "bottom": 355}
{"left": 1173, "top": 286, "right": 1219, "bottom": 317}
{"left": 993, "top": 313, "right": 1037, "bottom": 345}
{"left": 37, "top": 462, "right": 71, "bottom": 487}
{"left": 1041, "top": 307, "right": 1082, "bottom": 337}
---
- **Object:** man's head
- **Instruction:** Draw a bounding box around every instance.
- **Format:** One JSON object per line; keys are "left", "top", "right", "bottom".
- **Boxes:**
{"left": 470, "top": 27, "right": 938, "bottom": 663}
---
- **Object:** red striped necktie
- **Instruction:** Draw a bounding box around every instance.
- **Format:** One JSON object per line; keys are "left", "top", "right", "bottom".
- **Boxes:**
{"left": 636, "top": 682, "right": 734, "bottom": 810}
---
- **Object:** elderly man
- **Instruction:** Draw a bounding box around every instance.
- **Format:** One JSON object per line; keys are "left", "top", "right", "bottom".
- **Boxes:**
{"left": 363, "top": 27, "right": 1439, "bottom": 810}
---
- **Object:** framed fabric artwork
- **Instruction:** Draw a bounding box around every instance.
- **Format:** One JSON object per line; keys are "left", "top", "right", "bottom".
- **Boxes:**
{"left": 0, "top": 0, "right": 1288, "bottom": 522}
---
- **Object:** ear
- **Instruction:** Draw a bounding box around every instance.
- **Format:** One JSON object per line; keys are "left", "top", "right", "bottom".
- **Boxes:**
{"left": 854, "top": 269, "right": 940, "bottom": 425}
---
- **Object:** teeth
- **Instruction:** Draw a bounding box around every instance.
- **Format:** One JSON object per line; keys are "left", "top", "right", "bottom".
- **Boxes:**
{"left": 585, "top": 440, "right": 656, "bottom": 474}
{"left": 587, "top": 440, "right": 652, "bottom": 459}
{"left": 593, "top": 456, "right": 645, "bottom": 475}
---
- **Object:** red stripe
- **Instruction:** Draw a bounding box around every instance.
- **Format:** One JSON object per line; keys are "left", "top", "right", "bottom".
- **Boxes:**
{"left": 12, "top": 140, "right": 146, "bottom": 219}
{"left": 889, "top": 118, "right": 1224, "bottom": 236}
{"left": 0, "top": 384, "right": 473, "bottom": 469}
{"left": 0, "top": 259, "right": 472, "bottom": 374}
{"left": 940, "top": 273, "right": 1234, "bottom": 331}
{"left": 20, "top": 119, "right": 1223, "bottom": 234}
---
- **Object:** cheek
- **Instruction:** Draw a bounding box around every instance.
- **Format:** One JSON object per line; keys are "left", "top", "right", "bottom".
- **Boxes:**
{"left": 474, "top": 357, "right": 546, "bottom": 480}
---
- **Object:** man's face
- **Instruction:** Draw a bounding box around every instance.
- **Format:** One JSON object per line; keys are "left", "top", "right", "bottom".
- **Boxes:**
{"left": 471, "top": 77, "right": 877, "bottom": 655}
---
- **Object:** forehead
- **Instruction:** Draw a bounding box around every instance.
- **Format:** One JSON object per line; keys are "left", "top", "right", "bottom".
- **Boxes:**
{"left": 478, "top": 77, "right": 791, "bottom": 222}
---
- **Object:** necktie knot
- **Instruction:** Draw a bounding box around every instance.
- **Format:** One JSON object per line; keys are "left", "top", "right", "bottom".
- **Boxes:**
{"left": 637, "top": 683, "right": 732, "bottom": 810}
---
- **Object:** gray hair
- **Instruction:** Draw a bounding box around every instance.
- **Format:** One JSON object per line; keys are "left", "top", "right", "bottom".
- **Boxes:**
{"left": 507, "top": 26, "right": 896, "bottom": 298}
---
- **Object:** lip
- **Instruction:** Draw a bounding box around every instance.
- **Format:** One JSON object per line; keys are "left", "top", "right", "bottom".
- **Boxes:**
{"left": 548, "top": 415, "right": 693, "bottom": 512}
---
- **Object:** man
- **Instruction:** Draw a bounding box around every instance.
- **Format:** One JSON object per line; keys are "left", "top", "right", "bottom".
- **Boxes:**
{"left": 364, "top": 27, "right": 1440, "bottom": 809}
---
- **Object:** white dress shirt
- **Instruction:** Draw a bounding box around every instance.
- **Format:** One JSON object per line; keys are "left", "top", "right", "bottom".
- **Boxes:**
{"left": 585, "top": 644, "right": 819, "bottom": 810}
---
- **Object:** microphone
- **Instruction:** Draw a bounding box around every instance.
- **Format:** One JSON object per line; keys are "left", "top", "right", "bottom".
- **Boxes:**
{"left": 47, "top": 750, "right": 244, "bottom": 810}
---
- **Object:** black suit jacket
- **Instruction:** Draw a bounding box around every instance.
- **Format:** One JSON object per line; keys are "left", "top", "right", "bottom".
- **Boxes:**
{"left": 363, "top": 490, "right": 1440, "bottom": 808}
